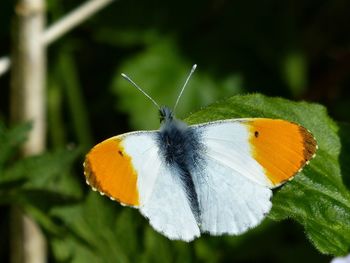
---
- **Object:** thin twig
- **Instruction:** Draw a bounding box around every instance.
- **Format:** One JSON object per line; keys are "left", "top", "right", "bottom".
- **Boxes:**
{"left": 0, "top": 0, "right": 115, "bottom": 77}
{"left": 43, "top": 0, "right": 115, "bottom": 45}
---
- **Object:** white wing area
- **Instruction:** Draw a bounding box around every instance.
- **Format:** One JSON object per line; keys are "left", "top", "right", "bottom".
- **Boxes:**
{"left": 140, "top": 165, "right": 200, "bottom": 241}
{"left": 121, "top": 132, "right": 160, "bottom": 204}
{"left": 194, "top": 121, "right": 273, "bottom": 187}
{"left": 193, "top": 157, "right": 272, "bottom": 235}
{"left": 122, "top": 132, "right": 200, "bottom": 241}
{"left": 191, "top": 121, "right": 273, "bottom": 235}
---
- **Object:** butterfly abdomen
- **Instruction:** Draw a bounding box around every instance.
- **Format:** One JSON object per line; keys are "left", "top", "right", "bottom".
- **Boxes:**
{"left": 157, "top": 118, "right": 204, "bottom": 222}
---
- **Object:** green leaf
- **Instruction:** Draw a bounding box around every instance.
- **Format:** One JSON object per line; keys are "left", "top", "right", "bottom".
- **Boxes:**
{"left": 3, "top": 148, "right": 80, "bottom": 188}
{"left": 0, "top": 121, "right": 85, "bottom": 243}
{"left": 49, "top": 193, "right": 142, "bottom": 263}
{"left": 0, "top": 122, "right": 31, "bottom": 168}
{"left": 185, "top": 94, "right": 350, "bottom": 256}
{"left": 338, "top": 123, "right": 350, "bottom": 189}
{"left": 0, "top": 121, "right": 82, "bottom": 206}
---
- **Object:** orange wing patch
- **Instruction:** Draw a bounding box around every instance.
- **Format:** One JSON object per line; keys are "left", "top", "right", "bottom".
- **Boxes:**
{"left": 84, "top": 137, "right": 140, "bottom": 206}
{"left": 246, "top": 119, "right": 317, "bottom": 186}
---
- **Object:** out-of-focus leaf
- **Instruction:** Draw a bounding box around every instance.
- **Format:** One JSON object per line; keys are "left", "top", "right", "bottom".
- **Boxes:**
{"left": 0, "top": 121, "right": 82, "bottom": 212}
{"left": 0, "top": 122, "right": 31, "bottom": 168}
{"left": 0, "top": 121, "right": 84, "bottom": 249}
{"left": 57, "top": 50, "right": 93, "bottom": 152}
{"left": 186, "top": 94, "right": 350, "bottom": 256}
{"left": 49, "top": 193, "right": 139, "bottom": 263}
{"left": 283, "top": 51, "right": 307, "bottom": 96}
{"left": 2, "top": 148, "right": 81, "bottom": 197}
{"left": 47, "top": 45, "right": 93, "bottom": 151}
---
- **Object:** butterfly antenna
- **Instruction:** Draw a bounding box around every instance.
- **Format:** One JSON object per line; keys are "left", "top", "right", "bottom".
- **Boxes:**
{"left": 173, "top": 64, "right": 197, "bottom": 112}
{"left": 121, "top": 73, "right": 160, "bottom": 110}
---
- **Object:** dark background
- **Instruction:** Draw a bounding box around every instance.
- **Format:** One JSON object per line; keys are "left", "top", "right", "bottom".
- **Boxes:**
{"left": 1, "top": 0, "right": 349, "bottom": 262}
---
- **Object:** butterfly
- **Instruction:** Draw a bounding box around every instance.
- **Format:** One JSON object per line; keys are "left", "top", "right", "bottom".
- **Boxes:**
{"left": 84, "top": 65, "right": 317, "bottom": 241}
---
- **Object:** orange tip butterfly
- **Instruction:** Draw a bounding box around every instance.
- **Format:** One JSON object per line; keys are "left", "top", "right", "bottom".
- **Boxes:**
{"left": 84, "top": 65, "right": 317, "bottom": 241}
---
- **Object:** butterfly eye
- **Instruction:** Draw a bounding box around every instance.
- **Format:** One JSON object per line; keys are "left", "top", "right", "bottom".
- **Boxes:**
{"left": 159, "top": 111, "right": 165, "bottom": 123}
{"left": 159, "top": 107, "right": 173, "bottom": 123}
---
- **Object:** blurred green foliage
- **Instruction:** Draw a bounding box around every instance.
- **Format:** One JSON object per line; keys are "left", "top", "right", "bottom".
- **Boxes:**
{"left": 1, "top": 0, "right": 350, "bottom": 262}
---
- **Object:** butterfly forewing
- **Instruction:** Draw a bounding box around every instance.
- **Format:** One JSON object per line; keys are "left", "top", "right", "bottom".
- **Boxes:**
{"left": 193, "top": 118, "right": 317, "bottom": 188}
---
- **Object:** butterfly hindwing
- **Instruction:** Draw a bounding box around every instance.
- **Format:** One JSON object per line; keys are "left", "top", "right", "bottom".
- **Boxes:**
{"left": 192, "top": 156, "right": 272, "bottom": 235}
{"left": 139, "top": 164, "right": 200, "bottom": 241}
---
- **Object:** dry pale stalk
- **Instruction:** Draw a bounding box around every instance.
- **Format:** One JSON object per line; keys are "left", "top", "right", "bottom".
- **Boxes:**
{"left": 10, "top": 0, "right": 47, "bottom": 262}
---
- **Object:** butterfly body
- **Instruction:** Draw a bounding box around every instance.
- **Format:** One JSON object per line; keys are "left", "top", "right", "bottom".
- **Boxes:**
{"left": 84, "top": 107, "right": 317, "bottom": 241}
{"left": 157, "top": 107, "right": 204, "bottom": 221}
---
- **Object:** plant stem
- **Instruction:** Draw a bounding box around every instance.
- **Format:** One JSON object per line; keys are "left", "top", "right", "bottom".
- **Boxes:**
{"left": 10, "top": 0, "right": 47, "bottom": 262}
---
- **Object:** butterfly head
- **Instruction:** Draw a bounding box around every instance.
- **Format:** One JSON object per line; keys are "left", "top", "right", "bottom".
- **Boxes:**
{"left": 121, "top": 64, "right": 197, "bottom": 125}
{"left": 159, "top": 106, "right": 174, "bottom": 123}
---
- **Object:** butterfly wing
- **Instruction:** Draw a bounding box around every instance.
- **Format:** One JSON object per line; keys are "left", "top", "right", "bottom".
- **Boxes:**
{"left": 191, "top": 118, "right": 317, "bottom": 235}
{"left": 193, "top": 156, "right": 272, "bottom": 235}
{"left": 84, "top": 131, "right": 200, "bottom": 241}
{"left": 84, "top": 118, "right": 317, "bottom": 240}
{"left": 139, "top": 164, "right": 200, "bottom": 241}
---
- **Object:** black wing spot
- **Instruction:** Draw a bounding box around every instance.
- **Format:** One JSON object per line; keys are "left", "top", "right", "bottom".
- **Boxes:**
{"left": 254, "top": 131, "right": 259, "bottom": 138}
{"left": 118, "top": 150, "right": 124, "bottom": 156}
